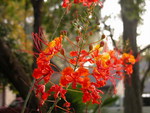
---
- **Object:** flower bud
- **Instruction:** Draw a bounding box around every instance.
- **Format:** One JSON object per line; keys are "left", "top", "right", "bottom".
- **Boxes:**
{"left": 77, "top": 25, "right": 80, "bottom": 28}
{"left": 97, "top": 22, "right": 100, "bottom": 25}
{"left": 89, "top": 32, "right": 93, "bottom": 36}
{"left": 100, "top": 41, "right": 104, "bottom": 47}
{"left": 64, "top": 102, "right": 71, "bottom": 108}
{"left": 60, "top": 30, "right": 67, "bottom": 35}
{"left": 101, "top": 34, "right": 105, "bottom": 39}
{"left": 60, "top": 48, "right": 65, "bottom": 56}
{"left": 76, "top": 36, "right": 81, "bottom": 43}
{"left": 38, "top": 85, "right": 45, "bottom": 93}
{"left": 89, "top": 44, "right": 93, "bottom": 51}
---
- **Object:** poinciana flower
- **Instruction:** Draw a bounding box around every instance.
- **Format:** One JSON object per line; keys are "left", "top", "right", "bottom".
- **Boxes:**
{"left": 60, "top": 67, "right": 90, "bottom": 89}
{"left": 69, "top": 50, "right": 94, "bottom": 66}
{"left": 91, "top": 51, "right": 122, "bottom": 93}
{"left": 32, "top": 32, "right": 136, "bottom": 108}
{"left": 30, "top": 6, "right": 137, "bottom": 111}
{"left": 122, "top": 53, "right": 136, "bottom": 75}
{"left": 32, "top": 35, "right": 63, "bottom": 80}
{"left": 49, "top": 84, "right": 67, "bottom": 100}
{"left": 62, "top": 0, "right": 103, "bottom": 8}
{"left": 59, "top": 42, "right": 136, "bottom": 104}
{"left": 32, "top": 34, "right": 65, "bottom": 106}
{"left": 34, "top": 84, "right": 50, "bottom": 106}
{"left": 82, "top": 85, "right": 103, "bottom": 104}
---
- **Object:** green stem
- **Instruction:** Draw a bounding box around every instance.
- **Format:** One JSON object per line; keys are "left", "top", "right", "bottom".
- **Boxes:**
{"left": 67, "top": 89, "right": 82, "bottom": 93}
{"left": 51, "top": 9, "right": 66, "bottom": 40}
{"left": 73, "top": 41, "right": 84, "bottom": 71}
{"left": 21, "top": 80, "right": 35, "bottom": 113}
{"left": 47, "top": 98, "right": 61, "bottom": 113}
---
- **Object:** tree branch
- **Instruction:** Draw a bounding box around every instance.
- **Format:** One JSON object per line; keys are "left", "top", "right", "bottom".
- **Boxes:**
{"left": 110, "top": 34, "right": 117, "bottom": 49}
{"left": 0, "top": 38, "right": 38, "bottom": 112}
{"left": 139, "top": 44, "right": 150, "bottom": 54}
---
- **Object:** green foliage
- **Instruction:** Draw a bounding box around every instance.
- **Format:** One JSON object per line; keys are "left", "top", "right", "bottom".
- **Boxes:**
{"left": 0, "top": 23, "right": 11, "bottom": 37}
{"left": 101, "top": 96, "right": 119, "bottom": 107}
{"left": 42, "top": 1, "right": 101, "bottom": 40}
{"left": 66, "top": 90, "right": 85, "bottom": 112}
{"left": 93, "top": 95, "right": 119, "bottom": 113}
{"left": 0, "top": 0, "right": 33, "bottom": 91}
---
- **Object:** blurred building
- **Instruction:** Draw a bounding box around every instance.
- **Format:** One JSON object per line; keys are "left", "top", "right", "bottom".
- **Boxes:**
{"left": 0, "top": 85, "right": 16, "bottom": 107}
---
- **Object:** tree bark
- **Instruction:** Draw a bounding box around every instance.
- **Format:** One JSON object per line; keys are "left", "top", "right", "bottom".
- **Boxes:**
{"left": 0, "top": 38, "right": 38, "bottom": 112}
{"left": 30, "top": 0, "right": 60, "bottom": 72}
{"left": 120, "top": 0, "right": 142, "bottom": 113}
{"left": 141, "top": 60, "right": 150, "bottom": 93}
{"left": 31, "top": 0, "right": 43, "bottom": 69}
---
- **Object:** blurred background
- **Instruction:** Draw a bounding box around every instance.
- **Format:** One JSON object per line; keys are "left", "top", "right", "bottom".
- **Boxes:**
{"left": 0, "top": 0, "right": 150, "bottom": 113}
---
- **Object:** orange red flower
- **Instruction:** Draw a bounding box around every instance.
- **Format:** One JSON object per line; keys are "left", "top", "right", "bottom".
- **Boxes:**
{"left": 62, "top": 0, "right": 103, "bottom": 8}
{"left": 122, "top": 53, "right": 136, "bottom": 75}
{"left": 60, "top": 67, "right": 90, "bottom": 89}
{"left": 32, "top": 36, "right": 63, "bottom": 80}
{"left": 30, "top": 1, "right": 137, "bottom": 111}
{"left": 31, "top": 32, "right": 136, "bottom": 109}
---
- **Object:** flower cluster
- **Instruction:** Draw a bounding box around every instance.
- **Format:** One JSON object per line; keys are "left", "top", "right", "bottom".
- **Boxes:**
{"left": 32, "top": 31, "right": 136, "bottom": 108}
{"left": 122, "top": 53, "right": 136, "bottom": 75}
{"left": 60, "top": 44, "right": 136, "bottom": 104}
{"left": 31, "top": 34, "right": 70, "bottom": 106}
{"left": 62, "top": 0, "right": 103, "bottom": 8}
{"left": 32, "top": 35, "right": 63, "bottom": 81}
{"left": 30, "top": 1, "right": 136, "bottom": 112}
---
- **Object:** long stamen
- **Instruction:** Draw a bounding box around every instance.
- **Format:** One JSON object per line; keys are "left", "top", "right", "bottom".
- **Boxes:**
{"left": 35, "top": 33, "right": 48, "bottom": 46}
{"left": 32, "top": 33, "right": 42, "bottom": 52}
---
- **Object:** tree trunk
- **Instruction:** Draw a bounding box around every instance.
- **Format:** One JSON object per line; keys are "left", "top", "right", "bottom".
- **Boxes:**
{"left": 31, "top": 0, "right": 43, "bottom": 69}
{"left": 141, "top": 60, "right": 150, "bottom": 93}
{"left": 30, "top": 0, "right": 60, "bottom": 72}
{"left": 120, "top": 0, "right": 142, "bottom": 113}
{"left": 0, "top": 38, "right": 38, "bottom": 112}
